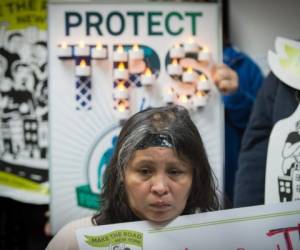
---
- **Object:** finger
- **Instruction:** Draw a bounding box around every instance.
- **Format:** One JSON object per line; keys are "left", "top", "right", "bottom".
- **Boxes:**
{"left": 218, "top": 78, "right": 238, "bottom": 95}
{"left": 214, "top": 65, "right": 238, "bottom": 84}
{"left": 215, "top": 67, "right": 232, "bottom": 82}
{"left": 218, "top": 79, "right": 231, "bottom": 93}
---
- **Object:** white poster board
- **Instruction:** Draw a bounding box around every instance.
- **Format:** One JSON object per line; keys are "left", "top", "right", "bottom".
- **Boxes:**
{"left": 265, "top": 37, "right": 300, "bottom": 203}
{"left": 48, "top": 2, "right": 223, "bottom": 233}
{"left": 265, "top": 100, "right": 300, "bottom": 204}
{"left": 0, "top": 0, "right": 49, "bottom": 204}
{"left": 76, "top": 201, "right": 300, "bottom": 250}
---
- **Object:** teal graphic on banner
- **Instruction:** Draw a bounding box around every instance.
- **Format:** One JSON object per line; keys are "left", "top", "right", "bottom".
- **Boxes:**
{"left": 76, "top": 125, "right": 120, "bottom": 210}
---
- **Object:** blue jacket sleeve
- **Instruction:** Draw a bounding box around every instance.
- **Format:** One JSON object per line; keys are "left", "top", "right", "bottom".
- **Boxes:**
{"left": 223, "top": 52, "right": 264, "bottom": 129}
{"left": 233, "top": 73, "right": 278, "bottom": 207}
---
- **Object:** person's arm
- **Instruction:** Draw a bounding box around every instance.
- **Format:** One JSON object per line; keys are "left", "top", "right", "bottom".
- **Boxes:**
{"left": 30, "top": 63, "right": 47, "bottom": 81}
{"left": 211, "top": 63, "right": 238, "bottom": 95}
{"left": 233, "top": 73, "right": 277, "bottom": 207}
{"left": 179, "top": 58, "right": 239, "bottom": 96}
{"left": 46, "top": 217, "right": 93, "bottom": 250}
{"left": 223, "top": 53, "right": 264, "bottom": 129}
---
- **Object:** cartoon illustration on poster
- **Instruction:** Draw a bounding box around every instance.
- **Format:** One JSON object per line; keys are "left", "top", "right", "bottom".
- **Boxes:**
{"left": 279, "top": 119, "right": 300, "bottom": 201}
{"left": 0, "top": 0, "right": 48, "bottom": 204}
{"left": 266, "top": 111, "right": 300, "bottom": 203}
{"left": 265, "top": 38, "right": 300, "bottom": 204}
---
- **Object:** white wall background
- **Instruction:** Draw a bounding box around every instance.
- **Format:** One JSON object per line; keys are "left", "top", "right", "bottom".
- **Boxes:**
{"left": 229, "top": 0, "right": 300, "bottom": 75}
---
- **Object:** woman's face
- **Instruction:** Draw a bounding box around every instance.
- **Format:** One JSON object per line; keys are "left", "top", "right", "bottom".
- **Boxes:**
{"left": 124, "top": 147, "right": 193, "bottom": 224}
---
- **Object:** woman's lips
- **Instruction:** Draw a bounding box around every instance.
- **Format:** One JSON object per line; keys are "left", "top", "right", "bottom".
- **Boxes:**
{"left": 149, "top": 202, "right": 171, "bottom": 210}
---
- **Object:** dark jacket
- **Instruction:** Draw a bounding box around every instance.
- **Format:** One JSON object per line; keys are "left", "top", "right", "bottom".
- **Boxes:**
{"left": 234, "top": 72, "right": 299, "bottom": 207}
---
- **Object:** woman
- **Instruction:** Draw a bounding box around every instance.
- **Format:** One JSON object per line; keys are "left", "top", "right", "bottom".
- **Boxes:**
{"left": 47, "top": 105, "right": 220, "bottom": 250}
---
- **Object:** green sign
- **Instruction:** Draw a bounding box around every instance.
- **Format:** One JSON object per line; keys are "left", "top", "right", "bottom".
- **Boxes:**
{"left": 85, "top": 230, "right": 143, "bottom": 248}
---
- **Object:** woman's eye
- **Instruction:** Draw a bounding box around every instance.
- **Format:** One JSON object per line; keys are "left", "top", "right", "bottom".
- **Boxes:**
{"left": 168, "top": 169, "right": 183, "bottom": 176}
{"left": 139, "top": 168, "right": 152, "bottom": 176}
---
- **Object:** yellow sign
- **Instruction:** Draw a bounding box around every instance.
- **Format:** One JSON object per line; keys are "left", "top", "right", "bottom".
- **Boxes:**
{"left": 0, "top": 0, "right": 47, "bottom": 30}
{"left": 0, "top": 171, "right": 49, "bottom": 195}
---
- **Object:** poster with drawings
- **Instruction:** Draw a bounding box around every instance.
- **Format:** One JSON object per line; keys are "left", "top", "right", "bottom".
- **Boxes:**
{"left": 265, "top": 104, "right": 300, "bottom": 203}
{"left": 0, "top": 0, "right": 48, "bottom": 204}
{"left": 265, "top": 38, "right": 300, "bottom": 203}
{"left": 48, "top": 2, "right": 224, "bottom": 233}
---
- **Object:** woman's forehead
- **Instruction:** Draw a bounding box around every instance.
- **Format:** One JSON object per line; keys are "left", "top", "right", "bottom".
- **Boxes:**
{"left": 128, "top": 147, "right": 191, "bottom": 166}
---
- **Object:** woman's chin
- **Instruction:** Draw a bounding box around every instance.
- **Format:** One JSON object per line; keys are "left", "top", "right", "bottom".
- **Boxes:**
{"left": 147, "top": 215, "right": 176, "bottom": 225}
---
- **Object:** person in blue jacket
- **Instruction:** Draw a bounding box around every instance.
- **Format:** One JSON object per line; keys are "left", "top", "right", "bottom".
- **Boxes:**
{"left": 222, "top": 45, "right": 263, "bottom": 206}
{"left": 221, "top": 0, "right": 264, "bottom": 205}
{"left": 234, "top": 72, "right": 299, "bottom": 207}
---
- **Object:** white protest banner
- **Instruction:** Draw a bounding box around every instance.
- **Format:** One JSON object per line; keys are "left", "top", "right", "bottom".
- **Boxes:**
{"left": 48, "top": 1, "right": 223, "bottom": 233}
{"left": 76, "top": 201, "right": 300, "bottom": 250}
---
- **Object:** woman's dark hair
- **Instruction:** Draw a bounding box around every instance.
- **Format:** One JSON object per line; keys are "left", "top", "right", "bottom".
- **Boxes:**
{"left": 92, "top": 105, "right": 219, "bottom": 225}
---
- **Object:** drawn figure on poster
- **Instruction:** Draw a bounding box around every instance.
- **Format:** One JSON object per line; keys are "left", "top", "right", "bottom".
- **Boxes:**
{"left": 0, "top": 26, "right": 48, "bottom": 163}
{"left": 0, "top": 54, "right": 14, "bottom": 156}
{"left": 0, "top": 32, "right": 23, "bottom": 80}
{"left": 30, "top": 41, "right": 48, "bottom": 158}
{"left": 0, "top": 54, "right": 12, "bottom": 89}
{"left": 279, "top": 120, "right": 300, "bottom": 201}
{"left": 97, "top": 136, "right": 118, "bottom": 190}
{"left": 12, "top": 61, "right": 37, "bottom": 158}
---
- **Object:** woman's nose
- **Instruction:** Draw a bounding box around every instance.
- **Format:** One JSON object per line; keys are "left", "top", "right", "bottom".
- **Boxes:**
{"left": 150, "top": 175, "right": 169, "bottom": 196}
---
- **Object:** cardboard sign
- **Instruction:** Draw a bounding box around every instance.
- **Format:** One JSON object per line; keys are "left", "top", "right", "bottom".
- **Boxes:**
{"left": 48, "top": 2, "right": 223, "bottom": 233}
{"left": 76, "top": 201, "right": 300, "bottom": 250}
